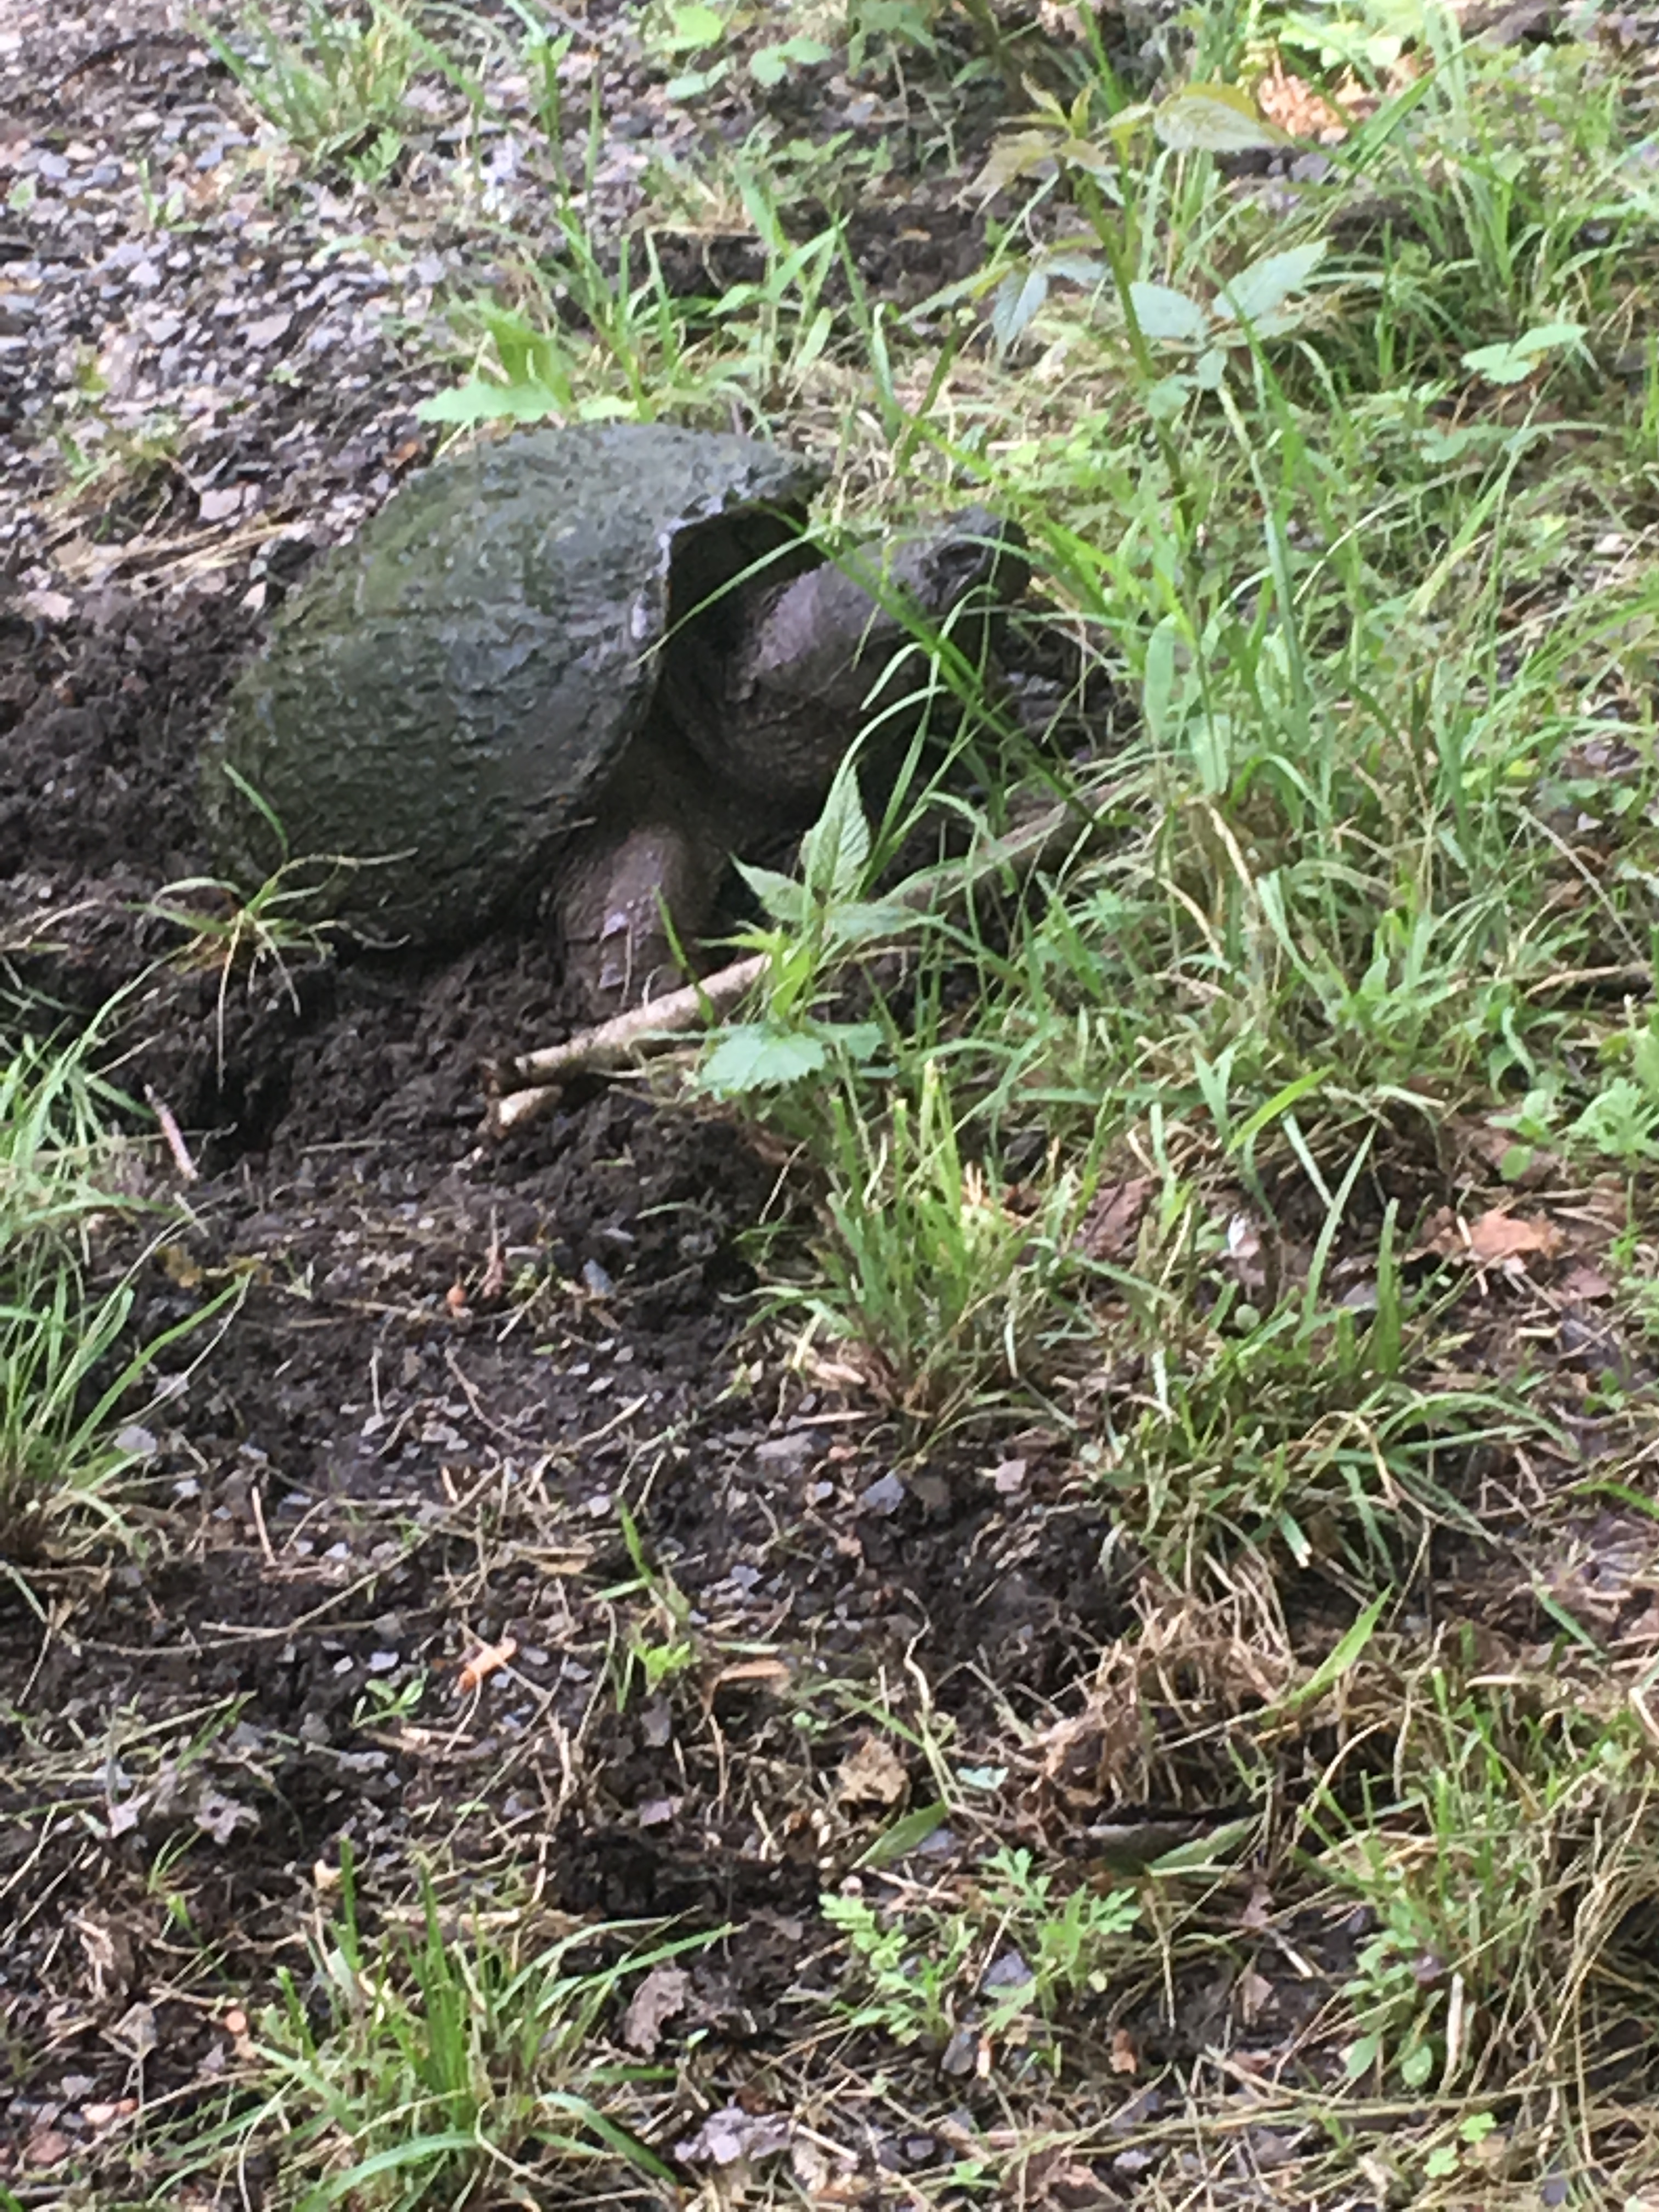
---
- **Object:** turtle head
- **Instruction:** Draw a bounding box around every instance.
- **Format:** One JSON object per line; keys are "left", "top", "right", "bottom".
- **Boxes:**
{"left": 670, "top": 506, "right": 1028, "bottom": 800}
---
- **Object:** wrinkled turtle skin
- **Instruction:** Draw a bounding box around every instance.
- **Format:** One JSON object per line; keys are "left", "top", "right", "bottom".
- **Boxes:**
{"left": 204, "top": 421, "right": 1023, "bottom": 1008}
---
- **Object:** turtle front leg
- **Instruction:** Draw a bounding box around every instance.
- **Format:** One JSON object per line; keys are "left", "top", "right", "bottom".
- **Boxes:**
{"left": 556, "top": 730, "right": 733, "bottom": 1013}
{"left": 556, "top": 821, "right": 715, "bottom": 1012}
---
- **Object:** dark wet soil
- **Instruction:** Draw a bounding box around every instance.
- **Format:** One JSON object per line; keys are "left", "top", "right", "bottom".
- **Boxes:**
{"left": 9, "top": 5, "right": 1652, "bottom": 2202}
{"left": 0, "top": 534, "right": 1153, "bottom": 2180}
{"left": 0, "top": 12, "right": 1153, "bottom": 2177}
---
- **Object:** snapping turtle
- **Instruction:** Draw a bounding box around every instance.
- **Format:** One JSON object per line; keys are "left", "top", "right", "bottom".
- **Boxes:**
{"left": 204, "top": 422, "right": 1023, "bottom": 1009}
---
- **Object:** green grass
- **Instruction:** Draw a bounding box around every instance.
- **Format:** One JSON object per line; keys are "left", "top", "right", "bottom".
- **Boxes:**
{"left": 0, "top": 1024, "right": 238, "bottom": 1559}
{"left": 239, "top": 1847, "right": 707, "bottom": 2210}
{"left": 63, "top": 0, "right": 1659, "bottom": 2198}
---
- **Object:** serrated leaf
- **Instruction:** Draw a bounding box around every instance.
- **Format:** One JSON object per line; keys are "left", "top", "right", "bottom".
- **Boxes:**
{"left": 732, "top": 860, "right": 808, "bottom": 926}
{"left": 825, "top": 898, "right": 914, "bottom": 949}
{"left": 800, "top": 761, "right": 871, "bottom": 903}
{"left": 1155, "top": 83, "right": 1288, "bottom": 153}
{"left": 1128, "top": 280, "right": 1210, "bottom": 346}
{"left": 1214, "top": 240, "right": 1328, "bottom": 325}
{"left": 825, "top": 1020, "right": 884, "bottom": 1065}
{"left": 700, "top": 1024, "right": 828, "bottom": 1097}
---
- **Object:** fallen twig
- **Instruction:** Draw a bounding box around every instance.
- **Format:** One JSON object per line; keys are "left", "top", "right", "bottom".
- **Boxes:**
{"left": 484, "top": 786, "right": 1114, "bottom": 1139}
{"left": 145, "top": 1085, "right": 200, "bottom": 1183}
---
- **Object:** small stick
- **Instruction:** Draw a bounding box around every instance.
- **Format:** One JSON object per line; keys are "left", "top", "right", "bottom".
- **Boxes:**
{"left": 145, "top": 1086, "right": 200, "bottom": 1183}
{"left": 494, "top": 953, "right": 769, "bottom": 1096}
{"left": 48, "top": 32, "right": 191, "bottom": 95}
{"left": 484, "top": 789, "right": 1113, "bottom": 1140}
{"left": 486, "top": 961, "right": 765, "bottom": 1136}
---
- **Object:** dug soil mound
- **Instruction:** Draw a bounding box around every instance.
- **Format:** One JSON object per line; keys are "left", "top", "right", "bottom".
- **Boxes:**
{"left": 0, "top": 333, "right": 1130, "bottom": 2196}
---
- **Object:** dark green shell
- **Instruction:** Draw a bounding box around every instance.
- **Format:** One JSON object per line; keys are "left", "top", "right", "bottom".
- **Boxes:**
{"left": 202, "top": 423, "right": 822, "bottom": 944}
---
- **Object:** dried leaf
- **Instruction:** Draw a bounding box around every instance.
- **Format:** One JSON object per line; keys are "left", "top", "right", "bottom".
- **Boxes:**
{"left": 709, "top": 1656, "right": 792, "bottom": 1695}
{"left": 676, "top": 2103, "right": 791, "bottom": 2166}
{"left": 1239, "top": 1881, "right": 1273, "bottom": 1933}
{"left": 836, "top": 1733, "right": 909, "bottom": 1810}
{"left": 1237, "top": 1967, "right": 1277, "bottom": 2024}
{"left": 108, "top": 2001, "right": 157, "bottom": 2059}
{"left": 81, "top": 2098, "right": 138, "bottom": 2130}
{"left": 195, "top": 1787, "right": 259, "bottom": 1846}
{"left": 455, "top": 1636, "right": 517, "bottom": 1695}
{"left": 1109, "top": 2026, "right": 1139, "bottom": 2074}
{"left": 622, "top": 1964, "right": 691, "bottom": 2053}
{"left": 1077, "top": 1176, "right": 1153, "bottom": 1261}
{"left": 1255, "top": 58, "right": 1349, "bottom": 140}
{"left": 1464, "top": 1208, "right": 1562, "bottom": 1263}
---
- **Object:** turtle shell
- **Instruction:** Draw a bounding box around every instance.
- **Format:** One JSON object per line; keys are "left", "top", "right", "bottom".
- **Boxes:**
{"left": 202, "top": 422, "right": 824, "bottom": 944}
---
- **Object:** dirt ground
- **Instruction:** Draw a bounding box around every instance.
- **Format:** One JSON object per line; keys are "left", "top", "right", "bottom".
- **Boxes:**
{"left": 8, "top": 2, "right": 1659, "bottom": 2204}
{"left": 0, "top": 8, "right": 1182, "bottom": 2197}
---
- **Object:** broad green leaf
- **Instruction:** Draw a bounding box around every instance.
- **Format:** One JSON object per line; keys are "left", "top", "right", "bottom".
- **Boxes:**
{"left": 1400, "top": 2039, "right": 1436, "bottom": 2090}
{"left": 750, "top": 34, "right": 832, "bottom": 84}
{"left": 700, "top": 1024, "right": 828, "bottom": 1097}
{"left": 1128, "top": 279, "right": 1210, "bottom": 346}
{"left": 1144, "top": 371, "right": 1192, "bottom": 419}
{"left": 822, "top": 1020, "right": 884, "bottom": 1066}
{"left": 1273, "top": 1588, "right": 1390, "bottom": 1713}
{"left": 1190, "top": 707, "right": 1233, "bottom": 792}
{"left": 1462, "top": 321, "right": 1585, "bottom": 385}
{"left": 796, "top": 303, "right": 833, "bottom": 371}
{"left": 416, "top": 379, "right": 561, "bottom": 424}
{"left": 1045, "top": 251, "right": 1105, "bottom": 288}
{"left": 800, "top": 761, "right": 871, "bottom": 902}
{"left": 1344, "top": 2032, "right": 1383, "bottom": 2080}
{"left": 666, "top": 3, "right": 725, "bottom": 49}
{"left": 1154, "top": 83, "right": 1288, "bottom": 153}
{"left": 855, "top": 1801, "right": 950, "bottom": 1866}
{"left": 732, "top": 859, "right": 808, "bottom": 925}
{"left": 1147, "top": 1815, "right": 1256, "bottom": 1875}
{"left": 665, "top": 60, "right": 730, "bottom": 98}
{"left": 1214, "top": 240, "right": 1328, "bottom": 325}
{"left": 1194, "top": 345, "right": 1228, "bottom": 389}
{"left": 825, "top": 898, "right": 915, "bottom": 949}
